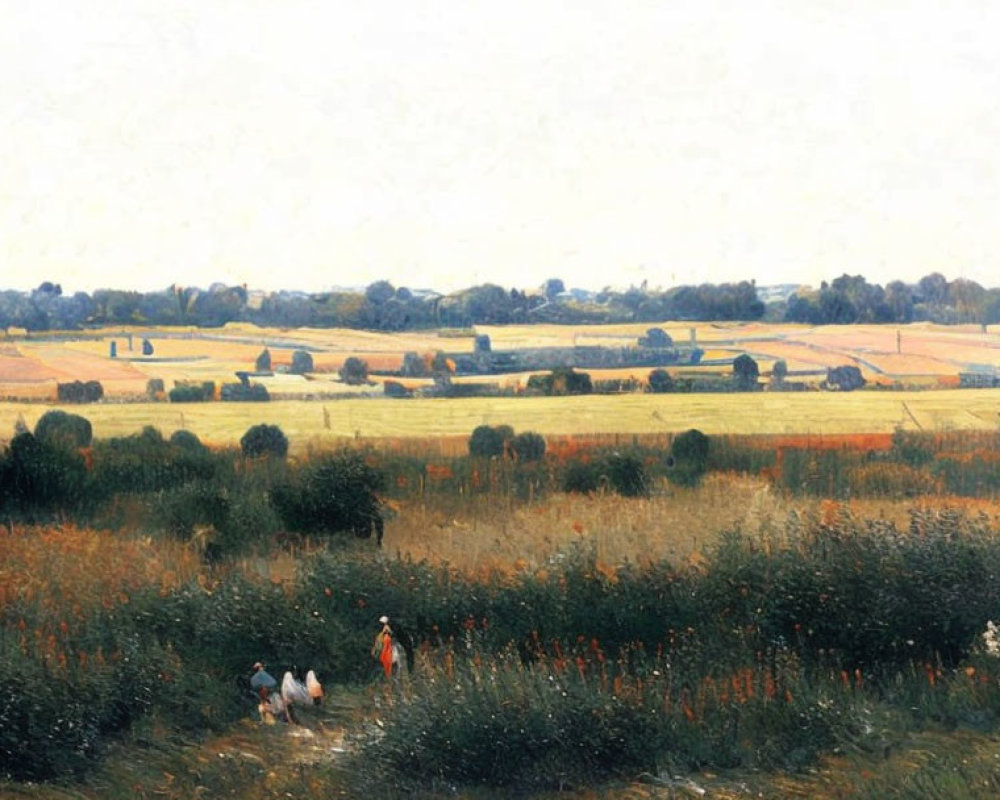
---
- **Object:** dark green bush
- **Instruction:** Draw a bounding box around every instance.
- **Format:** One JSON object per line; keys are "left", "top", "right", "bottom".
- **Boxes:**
{"left": 255, "top": 348, "right": 271, "bottom": 371}
{"left": 146, "top": 377, "right": 165, "bottom": 399}
{"left": 56, "top": 380, "right": 104, "bottom": 403}
{"left": 600, "top": 451, "right": 649, "bottom": 497}
{"left": 668, "top": 428, "right": 711, "bottom": 487}
{"left": 270, "top": 450, "right": 386, "bottom": 538}
{"left": 240, "top": 424, "right": 288, "bottom": 459}
{"left": 90, "top": 428, "right": 219, "bottom": 496}
{"left": 933, "top": 456, "right": 1000, "bottom": 496}
{"left": 0, "top": 432, "right": 89, "bottom": 519}
{"left": 220, "top": 381, "right": 269, "bottom": 401}
{"left": 169, "top": 429, "right": 204, "bottom": 451}
{"left": 338, "top": 356, "right": 369, "bottom": 384}
{"left": 34, "top": 409, "right": 93, "bottom": 449}
{"left": 731, "top": 354, "right": 759, "bottom": 391}
{"left": 701, "top": 509, "right": 1000, "bottom": 671}
{"left": 648, "top": 367, "right": 674, "bottom": 393}
{"left": 563, "top": 459, "right": 600, "bottom": 494}
{"left": 468, "top": 424, "right": 510, "bottom": 458}
{"left": 154, "top": 481, "right": 230, "bottom": 540}
{"left": 824, "top": 364, "right": 866, "bottom": 391}
{"left": 168, "top": 382, "right": 214, "bottom": 402}
{"left": 290, "top": 349, "right": 314, "bottom": 373}
{"left": 511, "top": 431, "right": 546, "bottom": 461}
{"left": 526, "top": 367, "right": 593, "bottom": 395}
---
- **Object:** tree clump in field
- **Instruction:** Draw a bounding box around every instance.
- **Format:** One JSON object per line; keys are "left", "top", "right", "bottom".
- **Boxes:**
{"left": 511, "top": 431, "right": 546, "bottom": 461}
{"left": 823, "top": 365, "right": 866, "bottom": 391}
{"left": 146, "top": 378, "right": 165, "bottom": 400}
{"left": 638, "top": 327, "right": 673, "bottom": 348}
{"left": 468, "top": 425, "right": 546, "bottom": 461}
{"left": 56, "top": 380, "right": 104, "bottom": 403}
{"left": 731, "top": 354, "right": 760, "bottom": 391}
{"left": 339, "top": 356, "right": 369, "bottom": 385}
{"left": 666, "top": 428, "right": 710, "bottom": 487}
{"left": 468, "top": 424, "right": 513, "bottom": 458}
{"left": 769, "top": 359, "right": 788, "bottom": 389}
{"left": 169, "top": 381, "right": 214, "bottom": 402}
{"left": 255, "top": 347, "right": 272, "bottom": 372}
{"left": 647, "top": 368, "right": 674, "bottom": 393}
{"left": 220, "top": 381, "right": 269, "bottom": 401}
{"left": 34, "top": 409, "right": 93, "bottom": 450}
{"left": 526, "top": 367, "right": 593, "bottom": 396}
{"left": 400, "top": 351, "right": 429, "bottom": 377}
{"left": 290, "top": 349, "right": 314, "bottom": 374}
{"left": 240, "top": 423, "right": 288, "bottom": 459}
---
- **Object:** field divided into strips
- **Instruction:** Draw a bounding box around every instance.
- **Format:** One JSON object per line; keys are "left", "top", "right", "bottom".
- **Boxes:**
{"left": 0, "top": 389, "right": 998, "bottom": 452}
{"left": 2, "top": 322, "right": 1000, "bottom": 442}
{"left": 4, "top": 321, "right": 1000, "bottom": 396}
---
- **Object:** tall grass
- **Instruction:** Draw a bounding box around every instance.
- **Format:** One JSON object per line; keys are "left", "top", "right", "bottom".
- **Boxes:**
{"left": 9, "top": 491, "right": 1000, "bottom": 788}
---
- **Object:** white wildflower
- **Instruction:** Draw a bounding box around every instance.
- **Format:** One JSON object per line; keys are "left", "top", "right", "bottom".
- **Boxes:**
{"left": 983, "top": 620, "right": 1000, "bottom": 657}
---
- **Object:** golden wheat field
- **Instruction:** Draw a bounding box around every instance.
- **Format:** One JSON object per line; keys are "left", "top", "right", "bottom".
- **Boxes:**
{"left": 0, "top": 388, "right": 998, "bottom": 451}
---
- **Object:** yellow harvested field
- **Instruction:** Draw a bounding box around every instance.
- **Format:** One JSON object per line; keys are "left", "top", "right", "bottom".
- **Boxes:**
{"left": 0, "top": 389, "right": 998, "bottom": 452}
{"left": 21, "top": 345, "right": 147, "bottom": 381}
{"left": 0, "top": 351, "right": 63, "bottom": 382}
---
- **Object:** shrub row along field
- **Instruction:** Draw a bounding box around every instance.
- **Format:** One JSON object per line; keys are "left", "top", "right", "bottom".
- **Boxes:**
{"left": 6, "top": 509, "right": 1000, "bottom": 794}
{"left": 7, "top": 408, "right": 1000, "bottom": 565}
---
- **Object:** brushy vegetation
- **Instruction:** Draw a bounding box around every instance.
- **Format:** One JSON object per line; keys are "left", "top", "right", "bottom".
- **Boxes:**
{"left": 7, "top": 507, "right": 1000, "bottom": 790}
{"left": 9, "top": 419, "right": 1000, "bottom": 792}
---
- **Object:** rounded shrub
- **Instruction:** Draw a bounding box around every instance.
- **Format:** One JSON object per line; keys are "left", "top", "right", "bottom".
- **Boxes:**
{"left": 647, "top": 368, "right": 674, "bottom": 393}
{"left": 34, "top": 409, "right": 93, "bottom": 449}
{"left": 667, "top": 428, "right": 710, "bottom": 487}
{"left": 600, "top": 452, "right": 649, "bottom": 497}
{"left": 511, "top": 431, "right": 546, "bottom": 461}
{"left": 563, "top": 460, "right": 600, "bottom": 494}
{"left": 469, "top": 424, "right": 508, "bottom": 458}
{"left": 270, "top": 450, "right": 385, "bottom": 538}
{"left": 290, "top": 349, "right": 314, "bottom": 374}
{"left": 153, "top": 482, "right": 230, "bottom": 540}
{"left": 240, "top": 423, "right": 288, "bottom": 459}
{"left": 338, "top": 356, "right": 369, "bottom": 385}
{"left": 169, "top": 429, "right": 204, "bottom": 451}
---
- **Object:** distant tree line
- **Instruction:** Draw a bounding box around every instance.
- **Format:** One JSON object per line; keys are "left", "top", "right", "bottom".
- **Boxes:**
{"left": 780, "top": 273, "right": 1000, "bottom": 326}
{"left": 3, "top": 273, "right": 999, "bottom": 333}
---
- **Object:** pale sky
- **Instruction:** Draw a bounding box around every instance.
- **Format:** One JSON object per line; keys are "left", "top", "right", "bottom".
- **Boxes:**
{"left": 2, "top": 1, "right": 998, "bottom": 295}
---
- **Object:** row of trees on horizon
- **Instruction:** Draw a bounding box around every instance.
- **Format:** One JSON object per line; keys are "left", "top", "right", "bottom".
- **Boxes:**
{"left": 2, "top": 272, "right": 998, "bottom": 332}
